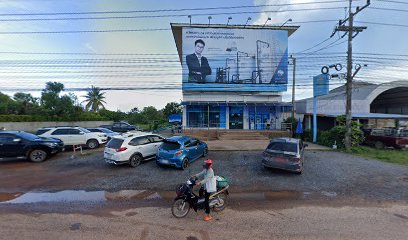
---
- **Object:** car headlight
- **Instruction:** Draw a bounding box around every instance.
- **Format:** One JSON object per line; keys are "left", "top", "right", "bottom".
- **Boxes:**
{"left": 98, "top": 134, "right": 107, "bottom": 137}
{"left": 44, "top": 142, "right": 58, "bottom": 147}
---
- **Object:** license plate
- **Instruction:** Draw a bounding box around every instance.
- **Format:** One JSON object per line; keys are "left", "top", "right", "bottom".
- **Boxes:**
{"left": 161, "top": 159, "right": 169, "bottom": 164}
{"left": 275, "top": 157, "right": 285, "bottom": 162}
{"left": 105, "top": 153, "right": 113, "bottom": 158}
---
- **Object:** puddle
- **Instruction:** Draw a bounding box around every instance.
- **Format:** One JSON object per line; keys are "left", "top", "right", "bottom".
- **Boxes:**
{"left": 0, "top": 190, "right": 313, "bottom": 204}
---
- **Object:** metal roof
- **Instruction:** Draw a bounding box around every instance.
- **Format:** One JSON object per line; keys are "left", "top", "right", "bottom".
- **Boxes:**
{"left": 181, "top": 101, "right": 293, "bottom": 106}
{"left": 305, "top": 112, "right": 408, "bottom": 119}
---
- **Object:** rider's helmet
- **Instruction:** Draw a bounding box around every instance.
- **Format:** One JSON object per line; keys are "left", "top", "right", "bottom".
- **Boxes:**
{"left": 204, "top": 159, "right": 213, "bottom": 169}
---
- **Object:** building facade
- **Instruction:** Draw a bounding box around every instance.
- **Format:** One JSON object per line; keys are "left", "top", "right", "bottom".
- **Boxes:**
{"left": 171, "top": 23, "right": 299, "bottom": 130}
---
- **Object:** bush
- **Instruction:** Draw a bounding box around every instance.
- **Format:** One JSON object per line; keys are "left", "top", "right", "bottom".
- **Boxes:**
{"left": 0, "top": 113, "right": 108, "bottom": 122}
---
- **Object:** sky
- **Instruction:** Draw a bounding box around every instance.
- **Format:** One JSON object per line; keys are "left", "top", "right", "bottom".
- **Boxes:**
{"left": 0, "top": 0, "right": 407, "bottom": 111}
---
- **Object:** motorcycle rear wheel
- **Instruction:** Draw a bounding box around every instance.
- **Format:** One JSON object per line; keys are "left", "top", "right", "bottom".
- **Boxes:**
{"left": 212, "top": 193, "right": 227, "bottom": 212}
{"left": 171, "top": 199, "right": 190, "bottom": 218}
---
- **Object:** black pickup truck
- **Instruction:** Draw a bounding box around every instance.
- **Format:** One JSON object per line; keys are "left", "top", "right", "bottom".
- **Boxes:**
{"left": 100, "top": 122, "right": 137, "bottom": 133}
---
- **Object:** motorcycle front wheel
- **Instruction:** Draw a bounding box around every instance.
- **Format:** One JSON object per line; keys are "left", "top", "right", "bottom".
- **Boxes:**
{"left": 212, "top": 193, "right": 227, "bottom": 212}
{"left": 171, "top": 199, "right": 190, "bottom": 218}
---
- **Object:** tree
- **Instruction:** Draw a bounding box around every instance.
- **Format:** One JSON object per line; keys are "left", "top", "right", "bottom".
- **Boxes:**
{"left": 161, "top": 102, "right": 182, "bottom": 118}
{"left": 13, "top": 92, "right": 38, "bottom": 114}
{"left": 83, "top": 86, "right": 106, "bottom": 112}
{"left": 40, "top": 82, "right": 78, "bottom": 118}
{"left": 0, "top": 92, "right": 18, "bottom": 114}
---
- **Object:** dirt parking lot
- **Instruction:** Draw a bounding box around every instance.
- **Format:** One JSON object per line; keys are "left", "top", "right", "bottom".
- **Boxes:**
{"left": 0, "top": 148, "right": 407, "bottom": 202}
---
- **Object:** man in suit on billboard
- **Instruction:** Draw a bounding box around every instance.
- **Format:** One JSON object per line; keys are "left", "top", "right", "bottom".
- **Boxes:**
{"left": 186, "top": 39, "right": 212, "bottom": 83}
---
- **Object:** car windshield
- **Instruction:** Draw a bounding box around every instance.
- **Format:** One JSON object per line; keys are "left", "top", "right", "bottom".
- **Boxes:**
{"left": 78, "top": 127, "right": 91, "bottom": 133}
{"left": 267, "top": 141, "right": 298, "bottom": 154}
{"left": 17, "top": 132, "right": 41, "bottom": 141}
{"left": 161, "top": 141, "right": 181, "bottom": 151}
{"left": 36, "top": 129, "right": 51, "bottom": 135}
{"left": 100, "top": 128, "right": 114, "bottom": 133}
{"left": 107, "top": 138, "right": 124, "bottom": 148}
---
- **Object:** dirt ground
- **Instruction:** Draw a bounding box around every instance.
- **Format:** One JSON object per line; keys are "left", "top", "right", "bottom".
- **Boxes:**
{"left": 0, "top": 148, "right": 407, "bottom": 239}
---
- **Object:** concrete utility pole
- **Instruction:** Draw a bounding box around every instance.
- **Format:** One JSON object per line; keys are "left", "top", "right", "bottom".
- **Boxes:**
{"left": 332, "top": 0, "right": 370, "bottom": 151}
{"left": 290, "top": 55, "right": 296, "bottom": 137}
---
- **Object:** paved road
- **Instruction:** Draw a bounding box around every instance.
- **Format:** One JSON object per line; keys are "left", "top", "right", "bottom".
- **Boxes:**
{"left": 0, "top": 204, "right": 407, "bottom": 240}
{"left": 0, "top": 149, "right": 407, "bottom": 202}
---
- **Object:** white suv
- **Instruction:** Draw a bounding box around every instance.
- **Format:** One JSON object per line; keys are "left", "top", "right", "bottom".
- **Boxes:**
{"left": 37, "top": 127, "right": 108, "bottom": 149}
{"left": 104, "top": 132, "right": 164, "bottom": 167}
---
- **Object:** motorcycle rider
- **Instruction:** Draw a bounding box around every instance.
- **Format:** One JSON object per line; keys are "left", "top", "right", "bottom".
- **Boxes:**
{"left": 193, "top": 159, "right": 216, "bottom": 221}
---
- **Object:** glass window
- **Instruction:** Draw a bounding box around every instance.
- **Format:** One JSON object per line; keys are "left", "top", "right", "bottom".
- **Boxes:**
{"left": 36, "top": 129, "right": 51, "bottom": 135}
{"left": 0, "top": 134, "right": 15, "bottom": 143}
{"left": 100, "top": 128, "right": 114, "bottom": 133}
{"left": 78, "top": 128, "right": 90, "bottom": 133}
{"left": 51, "top": 129, "right": 68, "bottom": 135}
{"left": 267, "top": 142, "right": 298, "bottom": 153}
{"left": 161, "top": 141, "right": 181, "bottom": 151}
{"left": 187, "top": 105, "right": 220, "bottom": 128}
{"left": 107, "top": 138, "right": 124, "bottom": 148}
{"left": 68, "top": 129, "right": 81, "bottom": 135}
{"left": 129, "top": 136, "right": 150, "bottom": 146}
{"left": 87, "top": 128, "right": 101, "bottom": 133}
{"left": 15, "top": 132, "right": 40, "bottom": 141}
{"left": 149, "top": 135, "right": 164, "bottom": 143}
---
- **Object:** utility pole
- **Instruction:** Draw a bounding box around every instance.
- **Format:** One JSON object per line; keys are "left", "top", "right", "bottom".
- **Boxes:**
{"left": 331, "top": 0, "right": 370, "bottom": 151}
{"left": 290, "top": 55, "right": 296, "bottom": 137}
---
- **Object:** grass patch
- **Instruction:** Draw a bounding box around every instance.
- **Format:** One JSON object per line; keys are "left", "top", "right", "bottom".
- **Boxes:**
{"left": 351, "top": 146, "right": 408, "bottom": 165}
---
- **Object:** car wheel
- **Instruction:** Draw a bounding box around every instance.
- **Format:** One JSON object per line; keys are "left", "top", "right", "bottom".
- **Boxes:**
{"left": 202, "top": 147, "right": 208, "bottom": 157}
{"left": 375, "top": 141, "right": 384, "bottom": 149}
{"left": 181, "top": 158, "right": 190, "bottom": 170}
{"left": 29, "top": 149, "right": 48, "bottom": 162}
{"left": 87, "top": 139, "right": 99, "bottom": 149}
{"left": 129, "top": 154, "right": 142, "bottom": 168}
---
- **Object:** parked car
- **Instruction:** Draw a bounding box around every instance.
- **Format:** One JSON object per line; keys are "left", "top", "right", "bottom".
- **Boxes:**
{"left": 262, "top": 138, "right": 306, "bottom": 174}
{"left": 104, "top": 132, "right": 164, "bottom": 167}
{"left": 87, "top": 127, "right": 120, "bottom": 141}
{"left": 365, "top": 128, "right": 408, "bottom": 149}
{"left": 36, "top": 126, "right": 108, "bottom": 149}
{"left": 100, "top": 122, "right": 138, "bottom": 133}
{"left": 156, "top": 136, "right": 208, "bottom": 170}
{"left": 0, "top": 131, "right": 64, "bottom": 162}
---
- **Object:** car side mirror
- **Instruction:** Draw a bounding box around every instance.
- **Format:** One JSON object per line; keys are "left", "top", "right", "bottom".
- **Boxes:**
{"left": 13, "top": 138, "right": 22, "bottom": 143}
{"left": 79, "top": 132, "right": 85, "bottom": 135}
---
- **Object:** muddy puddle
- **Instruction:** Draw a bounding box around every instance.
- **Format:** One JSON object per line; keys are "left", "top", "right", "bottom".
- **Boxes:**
{"left": 0, "top": 190, "right": 335, "bottom": 205}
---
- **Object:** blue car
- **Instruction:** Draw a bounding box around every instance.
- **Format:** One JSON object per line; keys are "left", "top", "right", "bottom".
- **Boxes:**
{"left": 156, "top": 136, "right": 208, "bottom": 170}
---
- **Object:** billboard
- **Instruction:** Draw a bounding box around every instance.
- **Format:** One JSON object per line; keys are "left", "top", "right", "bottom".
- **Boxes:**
{"left": 181, "top": 27, "right": 288, "bottom": 92}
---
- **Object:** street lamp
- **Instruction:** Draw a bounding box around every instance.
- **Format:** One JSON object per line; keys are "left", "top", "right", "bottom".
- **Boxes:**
{"left": 244, "top": 17, "right": 251, "bottom": 28}
{"left": 279, "top": 18, "right": 292, "bottom": 29}
{"left": 227, "top": 17, "right": 232, "bottom": 25}
{"left": 263, "top": 17, "right": 271, "bottom": 27}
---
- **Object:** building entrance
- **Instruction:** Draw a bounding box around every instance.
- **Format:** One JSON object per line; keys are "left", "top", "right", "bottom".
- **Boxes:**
{"left": 229, "top": 107, "right": 243, "bottom": 129}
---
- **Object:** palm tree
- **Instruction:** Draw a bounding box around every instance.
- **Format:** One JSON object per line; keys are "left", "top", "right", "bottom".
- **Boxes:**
{"left": 83, "top": 86, "right": 106, "bottom": 112}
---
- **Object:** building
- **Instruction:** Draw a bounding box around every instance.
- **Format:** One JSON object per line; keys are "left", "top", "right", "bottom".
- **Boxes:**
{"left": 171, "top": 23, "right": 299, "bottom": 130}
{"left": 296, "top": 81, "right": 408, "bottom": 130}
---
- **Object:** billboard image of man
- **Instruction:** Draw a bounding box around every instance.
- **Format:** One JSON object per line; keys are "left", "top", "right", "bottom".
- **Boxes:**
{"left": 186, "top": 39, "right": 212, "bottom": 83}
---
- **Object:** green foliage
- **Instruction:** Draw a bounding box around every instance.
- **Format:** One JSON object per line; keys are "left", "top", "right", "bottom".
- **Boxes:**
{"left": 162, "top": 102, "right": 182, "bottom": 118}
{"left": 82, "top": 86, "right": 106, "bottom": 112}
{"left": 316, "top": 116, "right": 364, "bottom": 148}
{"left": 351, "top": 146, "right": 408, "bottom": 165}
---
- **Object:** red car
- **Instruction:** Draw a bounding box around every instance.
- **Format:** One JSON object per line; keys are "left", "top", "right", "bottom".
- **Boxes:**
{"left": 365, "top": 128, "right": 408, "bottom": 149}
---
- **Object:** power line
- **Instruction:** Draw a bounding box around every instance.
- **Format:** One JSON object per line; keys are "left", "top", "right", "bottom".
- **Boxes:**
{"left": 0, "top": 1, "right": 352, "bottom": 16}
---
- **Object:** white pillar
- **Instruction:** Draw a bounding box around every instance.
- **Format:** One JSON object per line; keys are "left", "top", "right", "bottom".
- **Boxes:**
{"left": 182, "top": 105, "right": 187, "bottom": 127}
{"left": 243, "top": 105, "right": 249, "bottom": 129}
{"left": 225, "top": 106, "right": 230, "bottom": 130}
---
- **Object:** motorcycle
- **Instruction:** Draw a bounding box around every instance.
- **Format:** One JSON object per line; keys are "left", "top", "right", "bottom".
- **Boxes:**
{"left": 171, "top": 176, "right": 229, "bottom": 218}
